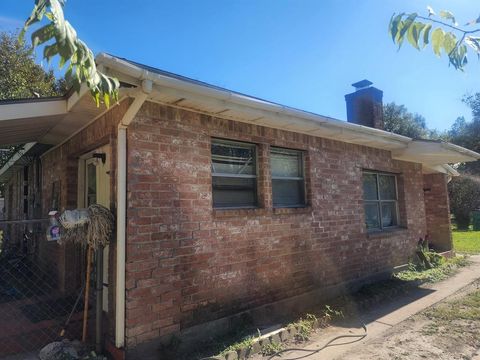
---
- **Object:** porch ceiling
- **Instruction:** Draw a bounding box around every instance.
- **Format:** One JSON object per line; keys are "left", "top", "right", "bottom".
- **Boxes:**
{"left": 0, "top": 91, "right": 105, "bottom": 147}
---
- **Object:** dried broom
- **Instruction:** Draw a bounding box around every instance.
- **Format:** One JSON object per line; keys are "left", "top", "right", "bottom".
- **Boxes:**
{"left": 58, "top": 204, "right": 114, "bottom": 343}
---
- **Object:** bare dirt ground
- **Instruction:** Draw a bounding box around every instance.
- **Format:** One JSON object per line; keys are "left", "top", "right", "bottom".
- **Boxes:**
{"left": 251, "top": 280, "right": 480, "bottom": 360}
{"left": 337, "top": 280, "right": 480, "bottom": 360}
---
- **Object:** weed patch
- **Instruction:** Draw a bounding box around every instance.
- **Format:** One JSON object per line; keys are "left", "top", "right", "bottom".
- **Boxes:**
{"left": 288, "top": 313, "right": 318, "bottom": 341}
{"left": 394, "top": 255, "right": 469, "bottom": 283}
{"left": 220, "top": 335, "right": 257, "bottom": 355}
{"left": 261, "top": 341, "right": 284, "bottom": 356}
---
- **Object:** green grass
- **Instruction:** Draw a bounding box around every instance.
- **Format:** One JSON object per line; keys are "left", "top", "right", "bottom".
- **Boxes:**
{"left": 453, "top": 230, "right": 480, "bottom": 254}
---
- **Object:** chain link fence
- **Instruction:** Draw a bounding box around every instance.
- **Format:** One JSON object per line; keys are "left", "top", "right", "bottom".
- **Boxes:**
{"left": 0, "top": 222, "right": 95, "bottom": 359}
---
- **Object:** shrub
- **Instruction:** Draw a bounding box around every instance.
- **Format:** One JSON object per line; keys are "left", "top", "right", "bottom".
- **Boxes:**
{"left": 448, "top": 176, "right": 480, "bottom": 230}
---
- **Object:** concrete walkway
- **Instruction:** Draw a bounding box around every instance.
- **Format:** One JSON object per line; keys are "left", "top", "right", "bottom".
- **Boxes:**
{"left": 277, "top": 255, "right": 480, "bottom": 360}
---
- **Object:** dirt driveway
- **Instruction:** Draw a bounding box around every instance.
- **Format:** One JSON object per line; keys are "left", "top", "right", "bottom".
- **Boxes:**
{"left": 337, "top": 281, "right": 480, "bottom": 360}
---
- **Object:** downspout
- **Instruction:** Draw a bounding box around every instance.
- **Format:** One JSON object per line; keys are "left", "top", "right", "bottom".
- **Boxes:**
{"left": 115, "top": 79, "right": 152, "bottom": 348}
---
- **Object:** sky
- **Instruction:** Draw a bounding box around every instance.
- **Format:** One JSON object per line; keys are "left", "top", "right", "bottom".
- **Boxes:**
{"left": 1, "top": 0, "right": 480, "bottom": 131}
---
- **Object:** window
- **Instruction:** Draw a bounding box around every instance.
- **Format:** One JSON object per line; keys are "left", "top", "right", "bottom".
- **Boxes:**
{"left": 211, "top": 139, "right": 257, "bottom": 208}
{"left": 270, "top": 147, "right": 306, "bottom": 207}
{"left": 363, "top": 171, "right": 399, "bottom": 230}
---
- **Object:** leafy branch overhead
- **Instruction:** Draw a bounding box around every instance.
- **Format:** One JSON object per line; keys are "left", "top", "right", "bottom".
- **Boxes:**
{"left": 21, "top": 0, "right": 119, "bottom": 106}
{"left": 389, "top": 7, "right": 480, "bottom": 70}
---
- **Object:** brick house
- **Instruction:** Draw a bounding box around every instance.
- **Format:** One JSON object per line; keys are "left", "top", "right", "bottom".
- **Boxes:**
{"left": 1, "top": 54, "right": 479, "bottom": 358}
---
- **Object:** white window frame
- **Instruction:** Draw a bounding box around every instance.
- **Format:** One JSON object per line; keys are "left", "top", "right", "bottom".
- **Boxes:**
{"left": 211, "top": 138, "right": 258, "bottom": 209}
{"left": 270, "top": 147, "right": 306, "bottom": 208}
{"left": 363, "top": 171, "right": 400, "bottom": 231}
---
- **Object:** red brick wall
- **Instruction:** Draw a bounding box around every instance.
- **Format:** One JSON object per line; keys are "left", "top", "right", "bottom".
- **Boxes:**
{"left": 124, "top": 102, "right": 428, "bottom": 347}
{"left": 38, "top": 100, "right": 130, "bottom": 346}
{"left": 423, "top": 173, "right": 452, "bottom": 251}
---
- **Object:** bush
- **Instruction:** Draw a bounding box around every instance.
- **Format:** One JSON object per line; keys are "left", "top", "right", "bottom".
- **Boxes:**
{"left": 448, "top": 176, "right": 480, "bottom": 230}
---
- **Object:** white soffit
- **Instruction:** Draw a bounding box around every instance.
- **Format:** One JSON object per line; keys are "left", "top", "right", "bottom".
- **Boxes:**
{"left": 0, "top": 98, "right": 66, "bottom": 121}
{"left": 0, "top": 98, "right": 66, "bottom": 146}
{"left": 0, "top": 93, "right": 105, "bottom": 146}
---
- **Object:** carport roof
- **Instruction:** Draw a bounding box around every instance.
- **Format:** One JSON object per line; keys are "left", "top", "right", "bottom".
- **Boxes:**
{"left": 0, "top": 90, "right": 105, "bottom": 147}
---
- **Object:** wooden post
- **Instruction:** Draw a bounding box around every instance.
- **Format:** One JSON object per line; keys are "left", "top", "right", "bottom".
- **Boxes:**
{"left": 95, "top": 246, "right": 104, "bottom": 353}
{"left": 82, "top": 245, "right": 93, "bottom": 342}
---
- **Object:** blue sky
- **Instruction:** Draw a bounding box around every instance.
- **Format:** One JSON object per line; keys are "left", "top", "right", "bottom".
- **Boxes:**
{"left": 2, "top": 0, "right": 480, "bottom": 131}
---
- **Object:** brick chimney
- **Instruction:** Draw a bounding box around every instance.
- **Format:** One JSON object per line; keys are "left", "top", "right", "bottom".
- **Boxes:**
{"left": 345, "top": 80, "right": 384, "bottom": 130}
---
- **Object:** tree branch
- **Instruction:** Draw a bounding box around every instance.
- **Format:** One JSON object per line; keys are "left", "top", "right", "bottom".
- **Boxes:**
{"left": 416, "top": 15, "right": 480, "bottom": 35}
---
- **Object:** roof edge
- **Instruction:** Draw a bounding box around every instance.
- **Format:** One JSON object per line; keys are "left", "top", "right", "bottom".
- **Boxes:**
{"left": 96, "top": 53, "right": 412, "bottom": 146}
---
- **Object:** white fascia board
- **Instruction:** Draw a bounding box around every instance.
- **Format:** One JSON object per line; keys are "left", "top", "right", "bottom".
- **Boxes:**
{"left": 0, "top": 99, "right": 67, "bottom": 121}
{"left": 96, "top": 53, "right": 412, "bottom": 148}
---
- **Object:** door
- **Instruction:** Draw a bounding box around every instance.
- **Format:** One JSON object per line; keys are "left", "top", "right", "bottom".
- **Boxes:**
{"left": 81, "top": 145, "right": 111, "bottom": 312}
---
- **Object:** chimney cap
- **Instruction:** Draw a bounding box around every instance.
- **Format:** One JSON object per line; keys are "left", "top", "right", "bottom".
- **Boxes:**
{"left": 352, "top": 79, "right": 373, "bottom": 90}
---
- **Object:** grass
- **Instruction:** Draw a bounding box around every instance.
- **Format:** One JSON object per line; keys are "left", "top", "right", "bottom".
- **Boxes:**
{"left": 424, "top": 289, "right": 480, "bottom": 321}
{"left": 215, "top": 309, "right": 340, "bottom": 357}
{"left": 394, "top": 255, "right": 469, "bottom": 283}
{"left": 453, "top": 230, "right": 480, "bottom": 254}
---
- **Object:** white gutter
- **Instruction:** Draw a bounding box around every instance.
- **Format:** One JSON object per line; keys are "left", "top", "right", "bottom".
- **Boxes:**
{"left": 96, "top": 53, "right": 412, "bottom": 146}
{"left": 115, "top": 79, "right": 152, "bottom": 348}
{"left": 440, "top": 141, "right": 480, "bottom": 161}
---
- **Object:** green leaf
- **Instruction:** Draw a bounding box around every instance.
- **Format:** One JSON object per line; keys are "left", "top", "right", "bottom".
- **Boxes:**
{"left": 431, "top": 28, "right": 445, "bottom": 56}
{"left": 103, "top": 93, "right": 110, "bottom": 108}
{"left": 465, "top": 36, "right": 480, "bottom": 55}
{"left": 389, "top": 13, "right": 404, "bottom": 43}
{"left": 423, "top": 24, "right": 432, "bottom": 47}
{"left": 448, "top": 42, "right": 468, "bottom": 71}
{"left": 407, "top": 23, "right": 420, "bottom": 49}
{"left": 43, "top": 43, "right": 59, "bottom": 61}
{"left": 31, "top": 23, "right": 55, "bottom": 47}
{"left": 443, "top": 32, "right": 457, "bottom": 54}
{"left": 397, "top": 13, "right": 418, "bottom": 48}
{"left": 439, "top": 10, "right": 456, "bottom": 25}
{"left": 20, "top": 0, "right": 120, "bottom": 107}
{"left": 22, "top": 0, "right": 49, "bottom": 34}
{"left": 59, "top": 56, "right": 67, "bottom": 69}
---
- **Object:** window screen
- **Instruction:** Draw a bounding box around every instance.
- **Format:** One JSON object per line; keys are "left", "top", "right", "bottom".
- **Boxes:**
{"left": 363, "top": 171, "right": 398, "bottom": 230}
{"left": 211, "top": 139, "right": 257, "bottom": 208}
{"left": 270, "top": 147, "right": 305, "bottom": 207}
